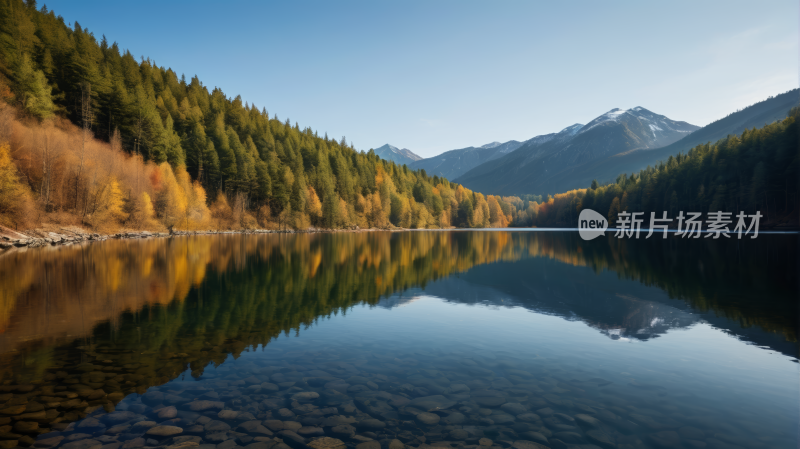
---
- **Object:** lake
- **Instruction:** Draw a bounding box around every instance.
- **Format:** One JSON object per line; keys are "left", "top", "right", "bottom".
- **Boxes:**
{"left": 0, "top": 231, "right": 797, "bottom": 449}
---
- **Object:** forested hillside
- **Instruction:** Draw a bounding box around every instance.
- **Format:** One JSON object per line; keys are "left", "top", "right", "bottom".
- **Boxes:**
{"left": 514, "top": 108, "right": 799, "bottom": 228}
{"left": 0, "top": 0, "right": 518, "bottom": 231}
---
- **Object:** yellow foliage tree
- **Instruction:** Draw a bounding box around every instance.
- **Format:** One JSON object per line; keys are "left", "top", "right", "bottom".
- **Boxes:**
{"left": 91, "top": 178, "right": 127, "bottom": 228}
{"left": 368, "top": 191, "right": 389, "bottom": 228}
{"left": 174, "top": 166, "right": 209, "bottom": 229}
{"left": 410, "top": 201, "right": 434, "bottom": 229}
{"left": 487, "top": 195, "right": 508, "bottom": 228}
{"left": 336, "top": 197, "right": 351, "bottom": 228}
{"left": 455, "top": 185, "right": 468, "bottom": 204}
{"left": 128, "top": 191, "right": 159, "bottom": 230}
{"left": 209, "top": 192, "right": 232, "bottom": 230}
{"left": 0, "top": 143, "right": 35, "bottom": 228}
{"left": 397, "top": 196, "right": 412, "bottom": 228}
{"left": 375, "top": 166, "right": 395, "bottom": 214}
{"left": 155, "top": 163, "right": 188, "bottom": 230}
{"left": 306, "top": 186, "right": 323, "bottom": 225}
{"left": 189, "top": 181, "right": 210, "bottom": 228}
{"left": 355, "top": 193, "right": 370, "bottom": 228}
{"left": 472, "top": 193, "right": 490, "bottom": 228}
{"left": 293, "top": 211, "right": 310, "bottom": 230}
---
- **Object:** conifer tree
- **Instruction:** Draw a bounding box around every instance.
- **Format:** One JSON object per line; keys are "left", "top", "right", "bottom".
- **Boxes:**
{"left": 15, "top": 53, "right": 54, "bottom": 119}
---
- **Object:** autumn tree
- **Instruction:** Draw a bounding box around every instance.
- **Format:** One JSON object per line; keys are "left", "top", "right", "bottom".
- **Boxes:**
{"left": 306, "top": 186, "right": 322, "bottom": 225}
{"left": 0, "top": 143, "right": 34, "bottom": 228}
{"left": 128, "top": 192, "right": 159, "bottom": 229}
{"left": 209, "top": 191, "right": 233, "bottom": 230}
{"left": 154, "top": 162, "right": 187, "bottom": 230}
{"left": 89, "top": 178, "right": 127, "bottom": 229}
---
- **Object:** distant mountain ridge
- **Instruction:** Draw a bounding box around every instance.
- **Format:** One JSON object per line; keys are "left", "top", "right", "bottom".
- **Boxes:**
{"left": 455, "top": 106, "right": 698, "bottom": 195}
{"left": 408, "top": 139, "right": 524, "bottom": 180}
{"left": 372, "top": 144, "right": 423, "bottom": 165}
{"left": 376, "top": 90, "right": 798, "bottom": 196}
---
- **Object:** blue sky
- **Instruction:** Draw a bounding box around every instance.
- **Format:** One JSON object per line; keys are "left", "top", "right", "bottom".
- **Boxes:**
{"left": 49, "top": 0, "right": 798, "bottom": 158}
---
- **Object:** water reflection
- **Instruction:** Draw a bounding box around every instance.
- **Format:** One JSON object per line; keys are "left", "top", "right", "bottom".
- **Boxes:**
{"left": 403, "top": 232, "right": 798, "bottom": 355}
{"left": 0, "top": 231, "right": 797, "bottom": 449}
{"left": 0, "top": 232, "right": 522, "bottom": 355}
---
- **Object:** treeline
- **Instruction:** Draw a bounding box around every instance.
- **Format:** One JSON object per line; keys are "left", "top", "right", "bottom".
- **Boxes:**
{"left": 0, "top": 0, "right": 519, "bottom": 231}
{"left": 514, "top": 108, "right": 799, "bottom": 227}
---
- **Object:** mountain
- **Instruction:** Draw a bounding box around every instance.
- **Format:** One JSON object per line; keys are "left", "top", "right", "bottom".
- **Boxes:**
{"left": 456, "top": 90, "right": 799, "bottom": 196}
{"left": 554, "top": 89, "right": 800, "bottom": 192}
{"left": 408, "top": 139, "right": 524, "bottom": 180}
{"left": 372, "top": 144, "right": 423, "bottom": 165}
{"left": 455, "top": 107, "right": 699, "bottom": 195}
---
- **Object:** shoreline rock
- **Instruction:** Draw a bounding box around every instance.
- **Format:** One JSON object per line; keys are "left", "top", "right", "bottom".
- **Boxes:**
{"left": 0, "top": 226, "right": 410, "bottom": 256}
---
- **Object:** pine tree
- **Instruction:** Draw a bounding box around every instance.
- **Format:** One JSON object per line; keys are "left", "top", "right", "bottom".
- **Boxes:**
{"left": 457, "top": 198, "right": 473, "bottom": 227}
{"left": 163, "top": 114, "right": 184, "bottom": 166}
{"left": 290, "top": 154, "right": 307, "bottom": 213}
{"left": 750, "top": 161, "right": 767, "bottom": 209}
{"left": 608, "top": 197, "right": 621, "bottom": 226}
{"left": 15, "top": 53, "right": 55, "bottom": 119}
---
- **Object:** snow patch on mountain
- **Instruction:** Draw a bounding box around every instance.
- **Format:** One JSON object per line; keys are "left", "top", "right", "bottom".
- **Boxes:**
{"left": 581, "top": 108, "right": 630, "bottom": 133}
{"left": 562, "top": 124, "right": 584, "bottom": 135}
{"left": 648, "top": 123, "right": 663, "bottom": 137}
{"left": 606, "top": 109, "right": 627, "bottom": 119}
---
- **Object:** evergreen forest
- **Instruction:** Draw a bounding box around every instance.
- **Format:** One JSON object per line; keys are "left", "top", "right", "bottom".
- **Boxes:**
{"left": 0, "top": 0, "right": 517, "bottom": 231}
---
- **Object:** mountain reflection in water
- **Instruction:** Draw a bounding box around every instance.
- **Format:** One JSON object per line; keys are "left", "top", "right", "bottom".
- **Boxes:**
{"left": 0, "top": 231, "right": 797, "bottom": 449}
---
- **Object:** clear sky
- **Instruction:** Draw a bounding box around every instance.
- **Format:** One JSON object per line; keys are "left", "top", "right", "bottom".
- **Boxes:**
{"left": 49, "top": 0, "right": 798, "bottom": 158}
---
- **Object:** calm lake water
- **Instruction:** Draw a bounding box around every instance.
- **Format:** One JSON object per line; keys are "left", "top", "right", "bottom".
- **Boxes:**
{"left": 0, "top": 231, "right": 797, "bottom": 449}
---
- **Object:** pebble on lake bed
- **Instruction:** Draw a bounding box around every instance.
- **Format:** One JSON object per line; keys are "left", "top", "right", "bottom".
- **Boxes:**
{"left": 145, "top": 426, "right": 183, "bottom": 437}
{"left": 307, "top": 437, "right": 345, "bottom": 449}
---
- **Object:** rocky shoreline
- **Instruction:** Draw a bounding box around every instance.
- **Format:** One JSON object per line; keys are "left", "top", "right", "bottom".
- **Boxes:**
{"left": 0, "top": 228, "right": 387, "bottom": 253}
{"left": 5, "top": 224, "right": 793, "bottom": 253}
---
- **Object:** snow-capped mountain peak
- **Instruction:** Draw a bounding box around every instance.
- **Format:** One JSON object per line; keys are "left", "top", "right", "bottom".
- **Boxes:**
{"left": 580, "top": 108, "right": 631, "bottom": 133}
{"left": 578, "top": 107, "right": 696, "bottom": 140}
{"left": 605, "top": 108, "right": 628, "bottom": 119}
